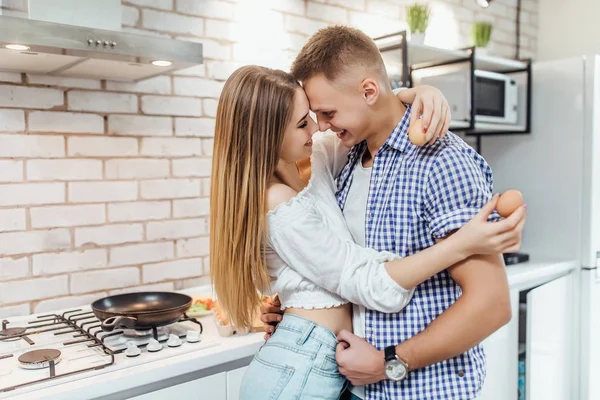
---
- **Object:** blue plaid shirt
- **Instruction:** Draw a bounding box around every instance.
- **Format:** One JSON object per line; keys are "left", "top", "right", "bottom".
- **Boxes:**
{"left": 337, "top": 105, "right": 496, "bottom": 400}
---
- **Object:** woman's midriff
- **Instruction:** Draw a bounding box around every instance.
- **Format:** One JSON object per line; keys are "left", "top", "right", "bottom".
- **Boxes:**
{"left": 284, "top": 303, "right": 353, "bottom": 336}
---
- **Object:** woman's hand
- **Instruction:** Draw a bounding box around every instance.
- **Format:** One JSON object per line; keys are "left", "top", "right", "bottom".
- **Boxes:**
{"left": 454, "top": 194, "right": 527, "bottom": 257}
{"left": 396, "top": 85, "right": 451, "bottom": 144}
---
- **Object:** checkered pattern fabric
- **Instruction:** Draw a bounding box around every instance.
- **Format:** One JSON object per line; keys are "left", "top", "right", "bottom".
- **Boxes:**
{"left": 336, "top": 105, "right": 497, "bottom": 400}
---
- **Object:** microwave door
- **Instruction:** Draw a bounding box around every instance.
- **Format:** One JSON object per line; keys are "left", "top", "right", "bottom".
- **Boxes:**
{"left": 475, "top": 74, "right": 519, "bottom": 124}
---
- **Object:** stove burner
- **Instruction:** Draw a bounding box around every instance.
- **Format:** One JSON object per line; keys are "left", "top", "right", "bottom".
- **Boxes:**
{"left": 18, "top": 349, "right": 62, "bottom": 370}
{"left": 0, "top": 327, "right": 26, "bottom": 341}
{"left": 121, "top": 326, "right": 167, "bottom": 338}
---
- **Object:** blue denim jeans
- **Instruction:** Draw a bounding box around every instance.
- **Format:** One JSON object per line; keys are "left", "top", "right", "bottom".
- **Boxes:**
{"left": 239, "top": 314, "right": 347, "bottom": 400}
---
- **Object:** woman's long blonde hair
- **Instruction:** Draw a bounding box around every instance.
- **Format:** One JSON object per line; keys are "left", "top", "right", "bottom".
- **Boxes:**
{"left": 210, "top": 66, "right": 300, "bottom": 329}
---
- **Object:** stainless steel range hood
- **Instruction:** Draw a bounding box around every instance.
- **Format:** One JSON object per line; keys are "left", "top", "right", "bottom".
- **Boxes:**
{"left": 0, "top": 15, "right": 203, "bottom": 82}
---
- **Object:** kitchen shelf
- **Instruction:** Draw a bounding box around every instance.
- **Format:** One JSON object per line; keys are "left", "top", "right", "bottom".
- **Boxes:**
{"left": 450, "top": 121, "right": 528, "bottom": 134}
{"left": 476, "top": 54, "right": 528, "bottom": 73}
{"left": 375, "top": 30, "right": 532, "bottom": 152}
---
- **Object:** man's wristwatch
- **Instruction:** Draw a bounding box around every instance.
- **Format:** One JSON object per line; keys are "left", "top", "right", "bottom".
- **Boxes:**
{"left": 384, "top": 345, "right": 409, "bottom": 381}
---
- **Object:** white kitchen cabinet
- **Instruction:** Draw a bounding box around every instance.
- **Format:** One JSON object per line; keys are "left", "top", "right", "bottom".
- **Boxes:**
{"left": 128, "top": 372, "right": 227, "bottom": 400}
{"left": 226, "top": 366, "right": 248, "bottom": 400}
{"left": 526, "top": 273, "right": 574, "bottom": 400}
{"left": 479, "top": 271, "right": 575, "bottom": 400}
{"left": 478, "top": 289, "right": 520, "bottom": 400}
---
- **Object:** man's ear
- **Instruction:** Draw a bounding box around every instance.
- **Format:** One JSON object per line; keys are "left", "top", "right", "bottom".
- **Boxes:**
{"left": 360, "top": 78, "right": 379, "bottom": 105}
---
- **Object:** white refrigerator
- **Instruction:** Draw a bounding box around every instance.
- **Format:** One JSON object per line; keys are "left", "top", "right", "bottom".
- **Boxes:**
{"left": 480, "top": 54, "right": 600, "bottom": 400}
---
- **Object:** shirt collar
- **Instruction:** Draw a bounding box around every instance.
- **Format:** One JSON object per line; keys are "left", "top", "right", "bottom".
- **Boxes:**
{"left": 346, "top": 104, "right": 413, "bottom": 160}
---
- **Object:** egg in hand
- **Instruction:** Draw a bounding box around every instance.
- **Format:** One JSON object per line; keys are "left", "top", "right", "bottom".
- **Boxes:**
{"left": 497, "top": 190, "right": 524, "bottom": 218}
{"left": 408, "top": 118, "right": 428, "bottom": 146}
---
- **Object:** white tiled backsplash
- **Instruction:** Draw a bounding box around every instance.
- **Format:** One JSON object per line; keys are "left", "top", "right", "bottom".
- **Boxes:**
{"left": 0, "top": 0, "right": 539, "bottom": 315}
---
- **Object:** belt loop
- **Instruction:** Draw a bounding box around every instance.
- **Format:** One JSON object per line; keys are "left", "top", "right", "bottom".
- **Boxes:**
{"left": 297, "top": 322, "right": 315, "bottom": 346}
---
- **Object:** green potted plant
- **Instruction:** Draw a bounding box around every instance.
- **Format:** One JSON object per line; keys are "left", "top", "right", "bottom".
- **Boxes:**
{"left": 406, "top": 3, "right": 430, "bottom": 44}
{"left": 472, "top": 21, "right": 493, "bottom": 54}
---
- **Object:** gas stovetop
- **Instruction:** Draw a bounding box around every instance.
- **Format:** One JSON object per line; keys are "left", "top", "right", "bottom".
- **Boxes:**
{"left": 0, "top": 307, "right": 220, "bottom": 396}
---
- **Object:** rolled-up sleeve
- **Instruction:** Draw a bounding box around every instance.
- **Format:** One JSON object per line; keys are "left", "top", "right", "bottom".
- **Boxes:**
{"left": 423, "top": 146, "right": 501, "bottom": 239}
{"left": 267, "top": 197, "right": 414, "bottom": 313}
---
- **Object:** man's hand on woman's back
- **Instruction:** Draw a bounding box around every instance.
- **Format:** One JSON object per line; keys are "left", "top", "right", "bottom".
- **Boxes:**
{"left": 260, "top": 295, "right": 283, "bottom": 339}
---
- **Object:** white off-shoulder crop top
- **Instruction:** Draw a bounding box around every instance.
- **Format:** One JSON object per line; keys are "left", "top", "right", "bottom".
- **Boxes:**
{"left": 265, "top": 133, "right": 415, "bottom": 312}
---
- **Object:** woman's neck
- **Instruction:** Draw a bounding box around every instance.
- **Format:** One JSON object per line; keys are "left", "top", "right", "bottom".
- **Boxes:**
{"left": 272, "top": 159, "right": 309, "bottom": 192}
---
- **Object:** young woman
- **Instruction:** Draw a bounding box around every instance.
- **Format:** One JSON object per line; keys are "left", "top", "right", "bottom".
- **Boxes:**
{"left": 210, "top": 66, "right": 524, "bottom": 400}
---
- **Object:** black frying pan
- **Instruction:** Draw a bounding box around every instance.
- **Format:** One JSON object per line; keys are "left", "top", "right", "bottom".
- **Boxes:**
{"left": 91, "top": 292, "right": 192, "bottom": 331}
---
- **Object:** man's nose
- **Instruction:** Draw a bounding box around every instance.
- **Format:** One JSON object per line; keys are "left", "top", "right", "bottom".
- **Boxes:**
{"left": 317, "top": 118, "right": 330, "bottom": 132}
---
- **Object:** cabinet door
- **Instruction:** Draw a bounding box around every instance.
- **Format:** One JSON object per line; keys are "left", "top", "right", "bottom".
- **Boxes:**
{"left": 478, "top": 289, "right": 520, "bottom": 400}
{"left": 227, "top": 366, "right": 248, "bottom": 400}
{"left": 128, "top": 372, "right": 227, "bottom": 400}
{"left": 527, "top": 273, "right": 574, "bottom": 400}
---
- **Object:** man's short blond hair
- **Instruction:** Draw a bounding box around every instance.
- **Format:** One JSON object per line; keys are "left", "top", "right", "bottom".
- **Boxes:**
{"left": 291, "top": 25, "right": 388, "bottom": 85}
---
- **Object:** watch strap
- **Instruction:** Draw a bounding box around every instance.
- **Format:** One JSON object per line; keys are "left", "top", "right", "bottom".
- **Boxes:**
{"left": 384, "top": 345, "right": 397, "bottom": 362}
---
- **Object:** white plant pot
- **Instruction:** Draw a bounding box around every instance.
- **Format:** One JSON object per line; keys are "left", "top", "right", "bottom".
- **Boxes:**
{"left": 410, "top": 32, "right": 425, "bottom": 45}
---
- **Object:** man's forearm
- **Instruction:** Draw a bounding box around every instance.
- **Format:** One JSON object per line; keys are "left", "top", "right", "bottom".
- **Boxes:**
{"left": 394, "top": 254, "right": 511, "bottom": 371}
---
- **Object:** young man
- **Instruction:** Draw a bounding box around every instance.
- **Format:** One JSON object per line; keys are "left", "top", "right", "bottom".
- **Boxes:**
{"left": 263, "top": 26, "right": 518, "bottom": 400}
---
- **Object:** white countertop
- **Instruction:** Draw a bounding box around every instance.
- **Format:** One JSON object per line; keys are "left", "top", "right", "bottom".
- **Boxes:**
{"left": 505, "top": 257, "right": 579, "bottom": 289}
{"left": 3, "top": 259, "right": 579, "bottom": 399}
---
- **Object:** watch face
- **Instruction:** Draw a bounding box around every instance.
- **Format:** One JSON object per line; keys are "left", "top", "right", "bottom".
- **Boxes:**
{"left": 385, "top": 359, "right": 407, "bottom": 381}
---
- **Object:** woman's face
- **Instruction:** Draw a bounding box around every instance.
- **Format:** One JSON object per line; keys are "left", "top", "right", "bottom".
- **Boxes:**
{"left": 278, "top": 88, "right": 318, "bottom": 163}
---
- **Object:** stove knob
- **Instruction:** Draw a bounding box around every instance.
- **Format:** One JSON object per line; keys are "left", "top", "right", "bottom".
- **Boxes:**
{"left": 147, "top": 338, "right": 162, "bottom": 352}
{"left": 167, "top": 333, "right": 183, "bottom": 347}
{"left": 125, "top": 341, "right": 141, "bottom": 357}
{"left": 186, "top": 330, "right": 201, "bottom": 343}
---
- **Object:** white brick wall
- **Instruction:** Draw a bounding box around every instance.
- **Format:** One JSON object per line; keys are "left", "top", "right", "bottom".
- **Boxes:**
{"left": 0, "top": 183, "right": 65, "bottom": 206}
{"left": 109, "top": 241, "right": 174, "bottom": 266}
{"left": 106, "top": 76, "right": 172, "bottom": 95}
{"left": 175, "top": 117, "right": 215, "bottom": 137}
{"left": 0, "top": 160, "right": 23, "bottom": 183}
{"left": 142, "top": 9, "right": 204, "bottom": 35}
{"left": 176, "top": 0, "right": 234, "bottom": 19}
{"left": 108, "top": 115, "right": 172, "bottom": 136}
{"left": 142, "top": 257, "right": 203, "bottom": 283}
{"left": 172, "top": 158, "right": 212, "bottom": 177}
{"left": 108, "top": 201, "right": 171, "bottom": 222}
{"left": 140, "top": 178, "right": 201, "bottom": 199}
{"left": 141, "top": 95, "right": 202, "bottom": 116}
{"left": 30, "top": 204, "right": 105, "bottom": 228}
{"left": 141, "top": 137, "right": 202, "bottom": 156}
{"left": 29, "top": 112, "right": 104, "bottom": 134}
{"left": 34, "top": 293, "right": 106, "bottom": 313}
{"left": 0, "top": 134, "right": 65, "bottom": 158}
{"left": 173, "top": 198, "right": 209, "bottom": 217}
{"left": 0, "top": 229, "right": 71, "bottom": 256}
{"left": 0, "top": 209, "right": 26, "bottom": 232}
{"left": 105, "top": 159, "right": 170, "bottom": 179}
{"left": 71, "top": 267, "right": 140, "bottom": 293}
{"left": 68, "top": 136, "right": 138, "bottom": 157}
{"left": 27, "top": 75, "right": 102, "bottom": 90}
{"left": 0, "top": 85, "right": 63, "bottom": 109}
{"left": 69, "top": 181, "right": 138, "bottom": 202}
{"left": 33, "top": 249, "right": 108, "bottom": 275}
{"left": 0, "top": 109, "right": 25, "bottom": 131}
{"left": 0, "top": 256, "right": 28, "bottom": 280}
{"left": 0, "top": 0, "right": 539, "bottom": 312}
{"left": 27, "top": 159, "right": 103, "bottom": 181}
{"left": 146, "top": 218, "right": 205, "bottom": 240}
{"left": 176, "top": 237, "right": 209, "bottom": 258}
{"left": 173, "top": 77, "right": 224, "bottom": 98}
{"left": 0, "top": 276, "right": 69, "bottom": 304}
{"left": 75, "top": 223, "right": 144, "bottom": 246}
{"left": 68, "top": 91, "right": 138, "bottom": 113}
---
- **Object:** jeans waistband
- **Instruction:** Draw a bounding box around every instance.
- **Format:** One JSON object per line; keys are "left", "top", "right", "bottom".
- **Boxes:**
{"left": 277, "top": 314, "right": 339, "bottom": 350}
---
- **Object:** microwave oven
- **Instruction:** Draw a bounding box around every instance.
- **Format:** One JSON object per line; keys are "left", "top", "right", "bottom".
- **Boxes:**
{"left": 419, "top": 69, "right": 519, "bottom": 125}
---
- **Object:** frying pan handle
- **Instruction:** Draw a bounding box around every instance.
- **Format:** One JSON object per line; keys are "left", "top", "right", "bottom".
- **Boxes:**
{"left": 101, "top": 316, "right": 137, "bottom": 332}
